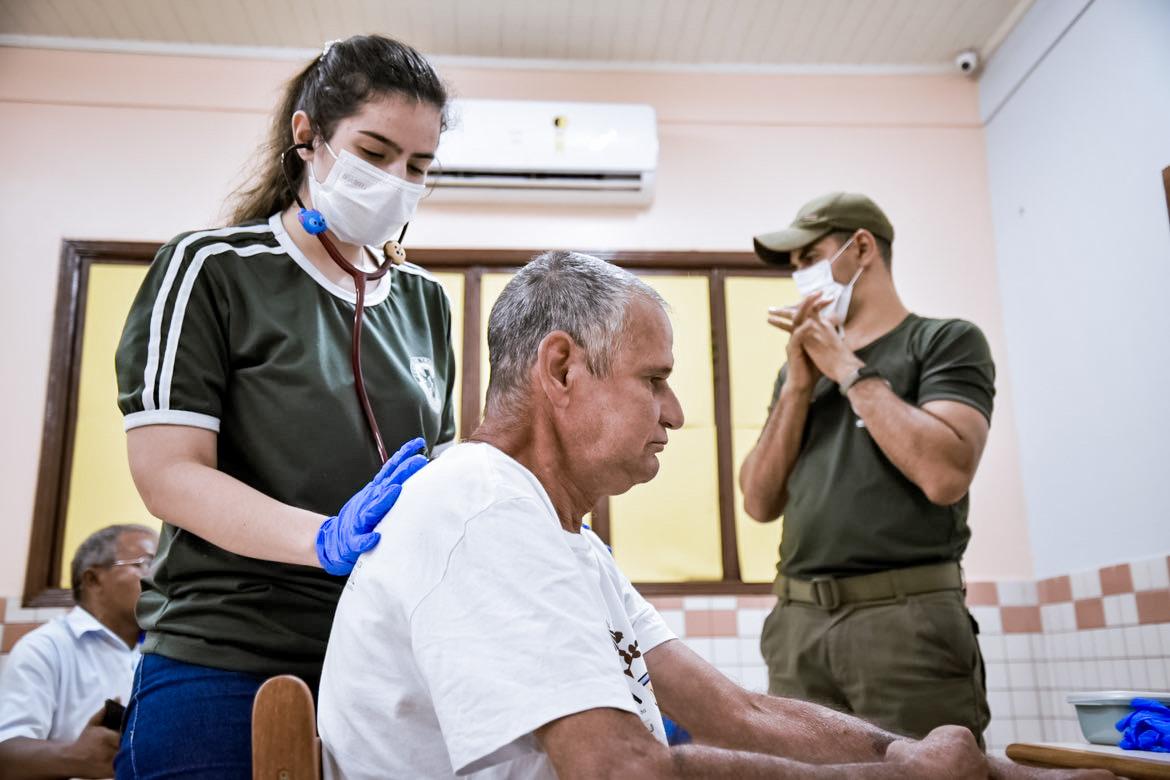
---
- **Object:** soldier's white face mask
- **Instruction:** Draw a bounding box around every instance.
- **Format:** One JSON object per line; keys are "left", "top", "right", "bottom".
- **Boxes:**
{"left": 792, "top": 232, "right": 864, "bottom": 334}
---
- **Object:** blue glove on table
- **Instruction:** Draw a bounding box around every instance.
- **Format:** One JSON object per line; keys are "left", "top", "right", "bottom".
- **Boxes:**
{"left": 316, "top": 437, "right": 428, "bottom": 575}
{"left": 1116, "top": 698, "right": 1170, "bottom": 753}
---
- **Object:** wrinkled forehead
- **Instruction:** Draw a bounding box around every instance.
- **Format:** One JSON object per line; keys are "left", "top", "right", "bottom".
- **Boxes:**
{"left": 615, "top": 295, "right": 674, "bottom": 368}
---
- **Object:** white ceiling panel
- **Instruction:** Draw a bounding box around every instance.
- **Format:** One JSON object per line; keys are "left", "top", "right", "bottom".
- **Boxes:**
{"left": 0, "top": 0, "right": 1034, "bottom": 70}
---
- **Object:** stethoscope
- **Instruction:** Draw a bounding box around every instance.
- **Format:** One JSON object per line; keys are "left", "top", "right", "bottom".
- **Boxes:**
{"left": 281, "top": 142, "right": 408, "bottom": 464}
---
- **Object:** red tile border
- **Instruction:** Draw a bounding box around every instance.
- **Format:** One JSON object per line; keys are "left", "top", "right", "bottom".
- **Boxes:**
{"left": 1001, "top": 605, "right": 1042, "bottom": 633}
{"left": 1099, "top": 564, "right": 1134, "bottom": 596}
{"left": 647, "top": 597, "right": 684, "bottom": 610}
{"left": 1136, "top": 590, "right": 1170, "bottom": 624}
{"left": 1074, "top": 598, "right": 1106, "bottom": 630}
{"left": 1, "top": 622, "right": 40, "bottom": 653}
{"left": 685, "top": 610, "right": 738, "bottom": 637}
{"left": 1037, "top": 576, "right": 1073, "bottom": 604}
{"left": 965, "top": 581, "right": 999, "bottom": 606}
{"left": 737, "top": 595, "right": 778, "bottom": 609}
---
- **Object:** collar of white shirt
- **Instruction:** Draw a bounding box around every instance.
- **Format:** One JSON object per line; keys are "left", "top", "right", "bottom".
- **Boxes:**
{"left": 64, "top": 606, "right": 137, "bottom": 652}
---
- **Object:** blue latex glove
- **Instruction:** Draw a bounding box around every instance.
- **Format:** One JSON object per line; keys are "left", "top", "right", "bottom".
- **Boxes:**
{"left": 316, "top": 437, "right": 428, "bottom": 575}
{"left": 1116, "top": 698, "right": 1170, "bottom": 753}
{"left": 663, "top": 716, "right": 692, "bottom": 746}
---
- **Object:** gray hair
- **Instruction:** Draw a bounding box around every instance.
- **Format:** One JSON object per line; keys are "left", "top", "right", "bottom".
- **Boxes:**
{"left": 485, "top": 251, "right": 665, "bottom": 415}
{"left": 70, "top": 524, "right": 155, "bottom": 601}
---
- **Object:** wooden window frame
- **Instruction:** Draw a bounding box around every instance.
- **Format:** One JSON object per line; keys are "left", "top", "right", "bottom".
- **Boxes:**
{"left": 25, "top": 242, "right": 789, "bottom": 606}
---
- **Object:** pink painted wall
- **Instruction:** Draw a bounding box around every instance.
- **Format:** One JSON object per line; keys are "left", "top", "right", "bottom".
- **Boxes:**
{"left": 0, "top": 47, "right": 1031, "bottom": 596}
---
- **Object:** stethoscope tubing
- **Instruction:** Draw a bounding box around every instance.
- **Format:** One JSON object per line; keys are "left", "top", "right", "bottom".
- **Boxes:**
{"left": 281, "top": 143, "right": 403, "bottom": 464}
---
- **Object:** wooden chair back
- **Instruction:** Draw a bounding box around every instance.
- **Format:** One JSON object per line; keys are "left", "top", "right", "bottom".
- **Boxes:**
{"left": 251, "top": 674, "right": 322, "bottom": 780}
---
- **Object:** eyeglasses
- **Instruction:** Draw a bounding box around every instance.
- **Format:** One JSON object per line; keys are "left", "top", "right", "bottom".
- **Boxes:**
{"left": 109, "top": 555, "right": 154, "bottom": 573}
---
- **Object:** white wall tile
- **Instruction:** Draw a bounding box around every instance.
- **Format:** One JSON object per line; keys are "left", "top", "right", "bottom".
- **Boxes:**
{"left": 1140, "top": 625, "right": 1162, "bottom": 658}
{"left": 999, "top": 580, "right": 1038, "bottom": 606}
{"left": 1123, "top": 626, "right": 1146, "bottom": 657}
{"left": 1119, "top": 593, "right": 1139, "bottom": 626}
{"left": 1040, "top": 604, "right": 1063, "bottom": 634}
{"left": 1071, "top": 570, "right": 1103, "bottom": 600}
{"left": 1005, "top": 634, "right": 1033, "bottom": 661}
{"left": 1090, "top": 629, "right": 1110, "bottom": 659}
{"left": 712, "top": 637, "right": 739, "bottom": 666}
{"left": 4, "top": 601, "right": 39, "bottom": 623}
{"left": 1107, "top": 628, "right": 1127, "bottom": 659}
{"left": 1011, "top": 689, "right": 1040, "bottom": 717}
{"left": 659, "top": 609, "right": 685, "bottom": 637}
{"left": 1103, "top": 595, "right": 1124, "bottom": 627}
{"left": 737, "top": 638, "right": 763, "bottom": 665}
{"left": 1128, "top": 658, "right": 1149, "bottom": 688}
{"left": 741, "top": 665, "right": 768, "bottom": 692}
{"left": 708, "top": 596, "right": 738, "bottom": 610}
{"left": 33, "top": 608, "right": 66, "bottom": 621}
{"left": 980, "top": 634, "right": 1006, "bottom": 662}
{"left": 685, "top": 637, "right": 713, "bottom": 663}
{"left": 1017, "top": 718, "right": 1044, "bottom": 742}
{"left": 718, "top": 664, "right": 743, "bottom": 685}
{"left": 986, "top": 661, "right": 1011, "bottom": 691}
{"left": 988, "top": 690, "right": 1012, "bottom": 719}
{"left": 1132, "top": 557, "right": 1170, "bottom": 590}
{"left": 1007, "top": 661, "right": 1036, "bottom": 689}
{"left": 970, "top": 606, "right": 1002, "bottom": 635}
{"left": 736, "top": 608, "right": 767, "bottom": 638}
{"left": 985, "top": 718, "right": 1016, "bottom": 749}
{"left": 1147, "top": 658, "right": 1169, "bottom": 690}
{"left": 1160, "top": 623, "right": 1170, "bottom": 655}
{"left": 683, "top": 596, "right": 713, "bottom": 610}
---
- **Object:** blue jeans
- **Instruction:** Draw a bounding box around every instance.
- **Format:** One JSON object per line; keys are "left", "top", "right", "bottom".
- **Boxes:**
{"left": 115, "top": 653, "right": 314, "bottom": 779}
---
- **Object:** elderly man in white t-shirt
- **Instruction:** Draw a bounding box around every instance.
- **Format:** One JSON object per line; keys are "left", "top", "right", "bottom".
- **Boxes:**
{"left": 318, "top": 252, "right": 1108, "bottom": 780}
{"left": 0, "top": 523, "right": 156, "bottom": 780}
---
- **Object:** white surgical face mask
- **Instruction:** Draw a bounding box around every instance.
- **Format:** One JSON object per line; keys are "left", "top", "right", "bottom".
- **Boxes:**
{"left": 791, "top": 233, "right": 864, "bottom": 334}
{"left": 307, "top": 142, "right": 426, "bottom": 247}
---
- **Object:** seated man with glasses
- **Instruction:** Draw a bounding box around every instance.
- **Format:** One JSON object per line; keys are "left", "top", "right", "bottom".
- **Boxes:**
{"left": 0, "top": 523, "right": 156, "bottom": 780}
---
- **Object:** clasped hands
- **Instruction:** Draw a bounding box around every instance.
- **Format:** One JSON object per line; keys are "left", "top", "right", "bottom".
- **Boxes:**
{"left": 768, "top": 292, "right": 863, "bottom": 392}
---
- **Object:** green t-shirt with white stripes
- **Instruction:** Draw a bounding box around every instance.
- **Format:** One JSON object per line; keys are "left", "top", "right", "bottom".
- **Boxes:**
{"left": 116, "top": 214, "right": 456, "bottom": 677}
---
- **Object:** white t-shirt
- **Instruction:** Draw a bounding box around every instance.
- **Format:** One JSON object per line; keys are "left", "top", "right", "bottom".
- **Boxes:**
{"left": 318, "top": 442, "right": 676, "bottom": 779}
{"left": 0, "top": 607, "right": 139, "bottom": 744}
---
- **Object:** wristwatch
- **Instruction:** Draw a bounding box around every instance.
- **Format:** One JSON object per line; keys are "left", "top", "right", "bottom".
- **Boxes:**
{"left": 838, "top": 365, "right": 886, "bottom": 396}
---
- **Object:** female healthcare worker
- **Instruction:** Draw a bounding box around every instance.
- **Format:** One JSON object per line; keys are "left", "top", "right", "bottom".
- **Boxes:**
{"left": 112, "top": 35, "right": 456, "bottom": 778}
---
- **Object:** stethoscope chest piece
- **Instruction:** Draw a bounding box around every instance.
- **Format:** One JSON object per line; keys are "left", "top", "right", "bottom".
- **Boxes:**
{"left": 383, "top": 240, "right": 407, "bottom": 266}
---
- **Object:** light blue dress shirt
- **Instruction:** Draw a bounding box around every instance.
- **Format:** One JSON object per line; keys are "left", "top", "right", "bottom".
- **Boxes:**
{"left": 0, "top": 607, "right": 139, "bottom": 744}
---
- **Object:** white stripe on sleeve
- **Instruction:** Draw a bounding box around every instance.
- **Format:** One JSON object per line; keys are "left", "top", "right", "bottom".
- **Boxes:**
{"left": 141, "top": 224, "right": 273, "bottom": 411}
{"left": 157, "top": 242, "right": 285, "bottom": 411}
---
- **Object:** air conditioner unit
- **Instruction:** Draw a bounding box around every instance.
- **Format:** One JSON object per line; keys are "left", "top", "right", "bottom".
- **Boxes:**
{"left": 428, "top": 99, "right": 658, "bottom": 206}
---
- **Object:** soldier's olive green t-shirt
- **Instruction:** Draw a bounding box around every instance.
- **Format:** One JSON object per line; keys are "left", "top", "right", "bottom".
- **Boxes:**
{"left": 771, "top": 314, "right": 995, "bottom": 580}
{"left": 115, "top": 215, "right": 456, "bottom": 677}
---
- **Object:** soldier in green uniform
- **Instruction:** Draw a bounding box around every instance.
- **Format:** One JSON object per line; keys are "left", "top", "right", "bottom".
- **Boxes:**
{"left": 740, "top": 192, "right": 995, "bottom": 746}
{"left": 112, "top": 36, "right": 455, "bottom": 778}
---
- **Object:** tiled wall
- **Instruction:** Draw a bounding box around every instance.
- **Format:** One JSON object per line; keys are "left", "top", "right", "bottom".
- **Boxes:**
{"left": 648, "top": 554, "right": 1170, "bottom": 751}
{"left": 3, "top": 555, "right": 1167, "bottom": 752}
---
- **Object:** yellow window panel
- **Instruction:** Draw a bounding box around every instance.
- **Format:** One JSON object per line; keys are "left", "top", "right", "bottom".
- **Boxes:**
{"left": 480, "top": 272, "right": 515, "bottom": 411}
{"left": 725, "top": 276, "right": 800, "bottom": 429}
{"left": 611, "top": 426, "right": 723, "bottom": 582}
{"left": 732, "top": 427, "right": 783, "bottom": 583}
{"left": 60, "top": 264, "right": 159, "bottom": 587}
{"left": 634, "top": 274, "right": 714, "bottom": 429}
{"left": 429, "top": 271, "right": 465, "bottom": 440}
{"left": 725, "top": 275, "right": 800, "bottom": 583}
